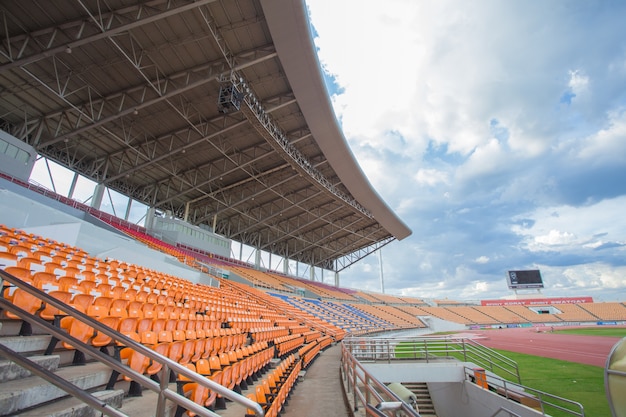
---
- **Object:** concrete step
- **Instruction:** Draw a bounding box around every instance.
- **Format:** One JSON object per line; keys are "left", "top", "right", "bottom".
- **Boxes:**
{"left": 399, "top": 382, "right": 438, "bottom": 417}
{"left": 0, "top": 362, "right": 113, "bottom": 416}
{"left": 0, "top": 354, "right": 60, "bottom": 381}
{"left": 118, "top": 388, "right": 180, "bottom": 417}
{"left": 0, "top": 334, "right": 89, "bottom": 366}
{"left": 0, "top": 334, "right": 52, "bottom": 353}
{"left": 18, "top": 389, "right": 125, "bottom": 417}
{"left": 0, "top": 319, "right": 55, "bottom": 337}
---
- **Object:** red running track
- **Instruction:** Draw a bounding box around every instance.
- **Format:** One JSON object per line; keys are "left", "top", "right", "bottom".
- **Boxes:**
{"left": 466, "top": 327, "right": 621, "bottom": 367}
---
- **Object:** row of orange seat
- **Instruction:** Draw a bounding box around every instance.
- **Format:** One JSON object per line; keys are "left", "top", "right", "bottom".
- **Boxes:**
{"left": 298, "top": 341, "right": 322, "bottom": 369}
{"left": 245, "top": 354, "right": 303, "bottom": 417}
{"left": 176, "top": 342, "right": 276, "bottom": 416}
{"left": 248, "top": 326, "right": 290, "bottom": 344}
{"left": 274, "top": 334, "right": 306, "bottom": 357}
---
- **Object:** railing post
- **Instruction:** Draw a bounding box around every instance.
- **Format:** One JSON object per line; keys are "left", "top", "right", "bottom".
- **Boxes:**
{"left": 353, "top": 363, "right": 358, "bottom": 411}
{"left": 461, "top": 339, "right": 467, "bottom": 362}
{"left": 156, "top": 365, "right": 170, "bottom": 417}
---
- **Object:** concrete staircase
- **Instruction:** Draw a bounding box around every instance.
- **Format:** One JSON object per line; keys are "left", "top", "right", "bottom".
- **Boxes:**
{"left": 0, "top": 320, "right": 179, "bottom": 417}
{"left": 400, "top": 382, "right": 437, "bottom": 417}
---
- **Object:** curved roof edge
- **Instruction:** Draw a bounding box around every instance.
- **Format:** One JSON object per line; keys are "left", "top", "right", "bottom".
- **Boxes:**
{"left": 261, "top": 0, "right": 412, "bottom": 240}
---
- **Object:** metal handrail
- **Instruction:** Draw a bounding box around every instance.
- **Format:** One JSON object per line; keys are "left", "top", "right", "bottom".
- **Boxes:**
{"left": 0, "top": 269, "right": 264, "bottom": 417}
{"left": 340, "top": 342, "right": 421, "bottom": 417}
{"left": 462, "top": 366, "right": 584, "bottom": 417}
{"left": 454, "top": 338, "right": 521, "bottom": 383}
{"left": 344, "top": 336, "right": 521, "bottom": 384}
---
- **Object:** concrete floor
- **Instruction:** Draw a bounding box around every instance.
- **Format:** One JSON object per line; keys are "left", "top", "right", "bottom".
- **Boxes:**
{"left": 280, "top": 344, "right": 353, "bottom": 417}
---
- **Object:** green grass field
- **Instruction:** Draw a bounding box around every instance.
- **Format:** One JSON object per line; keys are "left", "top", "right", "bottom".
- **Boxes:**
{"left": 492, "top": 349, "right": 607, "bottom": 417}
{"left": 553, "top": 327, "right": 626, "bottom": 337}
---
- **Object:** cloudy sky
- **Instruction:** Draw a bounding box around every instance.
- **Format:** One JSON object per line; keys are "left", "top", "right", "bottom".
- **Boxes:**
{"left": 305, "top": 0, "right": 626, "bottom": 301}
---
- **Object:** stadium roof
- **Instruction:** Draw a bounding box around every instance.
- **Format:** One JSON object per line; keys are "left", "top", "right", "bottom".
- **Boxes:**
{"left": 0, "top": 0, "right": 411, "bottom": 271}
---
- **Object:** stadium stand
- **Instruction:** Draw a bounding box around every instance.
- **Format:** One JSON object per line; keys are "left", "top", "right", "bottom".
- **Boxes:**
{"left": 2, "top": 213, "right": 626, "bottom": 416}
{"left": 0, "top": 225, "right": 335, "bottom": 414}
{"left": 579, "top": 302, "right": 626, "bottom": 321}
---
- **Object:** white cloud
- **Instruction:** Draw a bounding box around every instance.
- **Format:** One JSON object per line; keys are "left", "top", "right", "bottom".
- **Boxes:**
{"left": 306, "top": 0, "right": 626, "bottom": 302}
{"left": 568, "top": 69, "right": 589, "bottom": 96}
{"left": 577, "top": 109, "right": 626, "bottom": 164}
{"left": 514, "top": 197, "right": 626, "bottom": 248}
{"left": 414, "top": 168, "right": 449, "bottom": 187}
{"left": 475, "top": 256, "right": 490, "bottom": 264}
{"left": 533, "top": 229, "right": 577, "bottom": 248}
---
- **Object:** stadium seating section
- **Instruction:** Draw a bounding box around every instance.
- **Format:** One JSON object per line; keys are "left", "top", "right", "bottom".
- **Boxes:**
{"left": 2, "top": 219, "right": 626, "bottom": 415}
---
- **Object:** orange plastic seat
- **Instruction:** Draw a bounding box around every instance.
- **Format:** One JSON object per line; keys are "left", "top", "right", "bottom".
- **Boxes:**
{"left": 134, "top": 290, "right": 149, "bottom": 303}
{"left": 91, "top": 316, "right": 121, "bottom": 348}
{"left": 117, "top": 317, "right": 140, "bottom": 344}
{"left": 251, "top": 385, "right": 271, "bottom": 414}
{"left": 87, "top": 296, "right": 114, "bottom": 317}
{"left": 32, "top": 271, "right": 59, "bottom": 289}
{"left": 95, "top": 283, "right": 113, "bottom": 297}
{"left": 2, "top": 266, "right": 34, "bottom": 300}
{"left": 178, "top": 340, "right": 195, "bottom": 365}
{"left": 123, "top": 288, "right": 138, "bottom": 301}
{"left": 63, "top": 266, "right": 81, "bottom": 278}
{"left": 77, "top": 280, "right": 97, "bottom": 293}
{"left": 0, "top": 251, "right": 18, "bottom": 267}
{"left": 145, "top": 343, "right": 170, "bottom": 376}
{"left": 136, "top": 317, "right": 153, "bottom": 334}
{"left": 141, "top": 302, "right": 156, "bottom": 319}
{"left": 43, "top": 262, "right": 65, "bottom": 276}
{"left": 120, "top": 344, "right": 151, "bottom": 382}
{"left": 208, "top": 355, "right": 222, "bottom": 373}
{"left": 210, "top": 336, "right": 222, "bottom": 356}
{"left": 39, "top": 290, "right": 73, "bottom": 321}
{"left": 3, "top": 287, "right": 42, "bottom": 319}
{"left": 190, "top": 339, "right": 206, "bottom": 366}
{"left": 16, "top": 256, "right": 42, "bottom": 271}
{"left": 109, "top": 299, "right": 129, "bottom": 318}
{"left": 58, "top": 316, "right": 96, "bottom": 361}
{"left": 69, "top": 293, "right": 95, "bottom": 313}
{"left": 178, "top": 364, "right": 219, "bottom": 416}
{"left": 109, "top": 286, "right": 126, "bottom": 299}
{"left": 125, "top": 301, "right": 141, "bottom": 318}
{"left": 9, "top": 244, "right": 33, "bottom": 257}
{"left": 192, "top": 355, "right": 211, "bottom": 375}
{"left": 57, "top": 276, "right": 79, "bottom": 292}
{"left": 167, "top": 341, "right": 184, "bottom": 363}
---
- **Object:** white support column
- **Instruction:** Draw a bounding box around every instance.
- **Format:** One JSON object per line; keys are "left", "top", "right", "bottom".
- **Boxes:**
{"left": 145, "top": 206, "right": 156, "bottom": 230}
{"left": 183, "top": 202, "right": 190, "bottom": 222}
{"left": 255, "top": 247, "right": 261, "bottom": 269}
{"left": 91, "top": 183, "right": 105, "bottom": 210}
{"left": 334, "top": 271, "right": 339, "bottom": 287}
{"left": 379, "top": 249, "right": 385, "bottom": 294}
{"left": 68, "top": 172, "right": 79, "bottom": 199}
{"left": 124, "top": 198, "right": 133, "bottom": 221}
